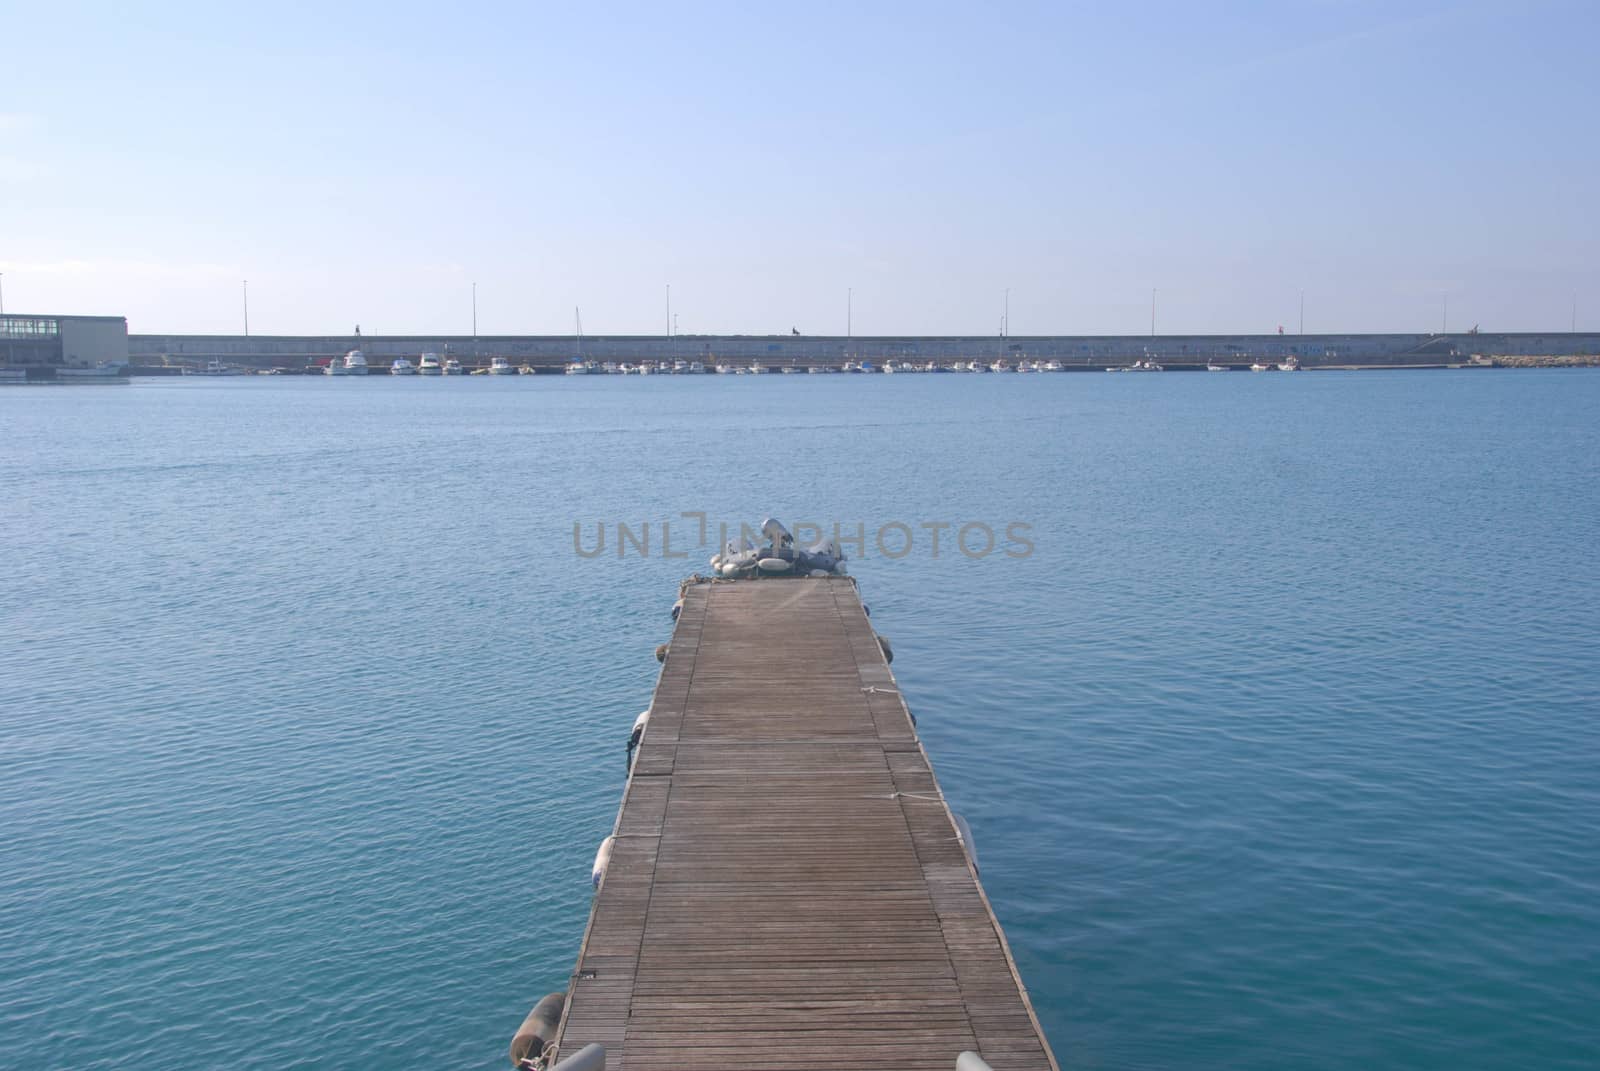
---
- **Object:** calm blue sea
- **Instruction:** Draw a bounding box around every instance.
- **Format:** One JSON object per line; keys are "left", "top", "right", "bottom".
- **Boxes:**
{"left": 3, "top": 371, "right": 1598, "bottom": 1071}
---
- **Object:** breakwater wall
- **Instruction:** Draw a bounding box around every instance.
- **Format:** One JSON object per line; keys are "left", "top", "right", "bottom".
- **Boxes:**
{"left": 129, "top": 331, "right": 1600, "bottom": 371}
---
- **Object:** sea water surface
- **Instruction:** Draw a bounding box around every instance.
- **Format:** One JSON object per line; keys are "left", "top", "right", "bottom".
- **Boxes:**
{"left": 2, "top": 371, "right": 1597, "bottom": 1070}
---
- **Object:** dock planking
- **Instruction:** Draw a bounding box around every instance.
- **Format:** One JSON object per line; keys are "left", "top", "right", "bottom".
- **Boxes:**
{"left": 549, "top": 577, "right": 1058, "bottom": 1071}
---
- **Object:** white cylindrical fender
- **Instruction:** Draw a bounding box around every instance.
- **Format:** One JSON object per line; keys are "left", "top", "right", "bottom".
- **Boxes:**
{"left": 591, "top": 835, "right": 615, "bottom": 888}
{"left": 956, "top": 1051, "right": 994, "bottom": 1071}
{"left": 756, "top": 557, "right": 792, "bottom": 574}
{"left": 952, "top": 813, "right": 979, "bottom": 874}
{"left": 630, "top": 710, "right": 649, "bottom": 747}
{"left": 719, "top": 562, "right": 742, "bottom": 579}
{"left": 549, "top": 1042, "right": 606, "bottom": 1071}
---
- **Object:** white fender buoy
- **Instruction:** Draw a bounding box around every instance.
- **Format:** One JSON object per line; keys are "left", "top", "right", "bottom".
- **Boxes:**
{"left": 719, "top": 562, "right": 742, "bottom": 579}
{"left": 876, "top": 633, "right": 894, "bottom": 663}
{"left": 809, "top": 569, "right": 830, "bottom": 577}
{"left": 630, "top": 710, "right": 649, "bottom": 748}
{"left": 957, "top": 1052, "right": 995, "bottom": 1071}
{"left": 591, "top": 835, "right": 615, "bottom": 888}
{"left": 952, "top": 814, "right": 979, "bottom": 874}
{"left": 757, "top": 557, "right": 792, "bottom": 574}
{"left": 549, "top": 1042, "right": 606, "bottom": 1071}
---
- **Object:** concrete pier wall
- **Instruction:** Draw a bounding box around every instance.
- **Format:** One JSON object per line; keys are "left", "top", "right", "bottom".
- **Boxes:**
{"left": 128, "top": 331, "right": 1600, "bottom": 368}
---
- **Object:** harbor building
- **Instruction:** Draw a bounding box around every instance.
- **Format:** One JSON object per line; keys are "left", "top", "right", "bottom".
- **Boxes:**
{"left": 1, "top": 314, "right": 129, "bottom": 368}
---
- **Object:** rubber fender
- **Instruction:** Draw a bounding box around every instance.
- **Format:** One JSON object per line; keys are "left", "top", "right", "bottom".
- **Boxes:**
{"left": 956, "top": 1052, "right": 995, "bottom": 1071}
{"left": 655, "top": 643, "right": 668, "bottom": 663}
{"left": 876, "top": 633, "right": 893, "bottom": 663}
{"left": 549, "top": 1042, "right": 606, "bottom": 1071}
{"left": 953, "top": 813, "right": 979, "bottom": 874}
{"left": 591, "top": 835, "right": 615, "bottom": 888}
{"left": 509, "top": 992, "right": 566, "bottom": 1065}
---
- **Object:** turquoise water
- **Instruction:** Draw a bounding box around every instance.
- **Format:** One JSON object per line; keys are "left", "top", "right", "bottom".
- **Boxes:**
{"left": 3, "top": 371, "right": 1598, "bottom": 1070}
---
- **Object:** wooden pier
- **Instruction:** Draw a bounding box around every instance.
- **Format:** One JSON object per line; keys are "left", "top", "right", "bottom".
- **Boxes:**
{"left": 546, "top": 577, "right": 1058, "bottom": 1071}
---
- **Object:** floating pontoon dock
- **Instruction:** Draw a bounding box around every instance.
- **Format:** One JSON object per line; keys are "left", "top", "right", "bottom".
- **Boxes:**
{"left": 542, "top": 576, "right": 1057, "bottom": 1071}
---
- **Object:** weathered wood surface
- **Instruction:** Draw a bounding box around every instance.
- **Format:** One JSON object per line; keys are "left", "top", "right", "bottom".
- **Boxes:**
{"left": 552, "top": 578, "right": 1057, "bottom": 1071}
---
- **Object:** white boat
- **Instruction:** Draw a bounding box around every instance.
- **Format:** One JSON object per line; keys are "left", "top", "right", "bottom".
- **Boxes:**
{"left": 806, "top": 365, "right": 825, "bottom": 374}
{"left": 442, "top": 358, "right": 464, "bottom": 375}
{"left": 390, "top": 357, "right": 417, "bottom": 375}
{"left": 565, "top": 360, "right": 590, "bottom": 375}
{"left": 1123, "top": 359, "right": 1163, "bottom": 372}
{"left": 186, "top": 359, "right": 241, "bottom": 376}
{"left": 1206, "top": 359, "right": 1228, "bottom": 372}
{"left": 342, "top": 349, "right": 369, "bottom": 375}
{"left": 672, "top": 360, "right": 688, "bottom": 374}
{"left": 970, "top": 361, "right": 990, "bottom": 373}
{"left": 518, "top": 364, "right": 537, "bottom": 375}
{"left": 714, "top": 364, "right": 733, "bottom": 374}
{"left": 687, "top": 361, "right": 705, "bottom": 374}
{"left": 1278, "top": 356, "right": 1301, "bottom": 372}
{"left": 418, "top": 353, "right": 442, "bottom": 375}
{"left": 489, "top": 357, "right": 516, "bottom": 375}
{"left": 55, "top": 363, "right": 128, "bottom": 381}
{"left": 781, "top": 365, "right": 799, "bottom": 374}
{"left": 1044, "top": 360, "right": 1063, "bottom": 372}
{"left": 601, "top": 362, "right": 619, "bottom": 375}
{"left": 749, "top": 362, "right": 768, "bottom": 374}
{"left": 1250, "top": 361, "right": 1271, "bottom": 372}
{"left": 0, "top": 368, "right": 26, "bottom": 385}
{"left": 638, "top": 362, "right": 654, "bottom": 375}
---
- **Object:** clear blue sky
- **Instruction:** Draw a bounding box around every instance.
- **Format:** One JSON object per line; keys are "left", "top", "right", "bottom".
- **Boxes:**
{"left": 2, "top": 0, "right": 1596, "bottom": 336}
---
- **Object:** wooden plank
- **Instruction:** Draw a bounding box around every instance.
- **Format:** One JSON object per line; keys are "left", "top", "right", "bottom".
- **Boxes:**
{"left": 546, "top": 578, "right": 1057, "bottom": 1071}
